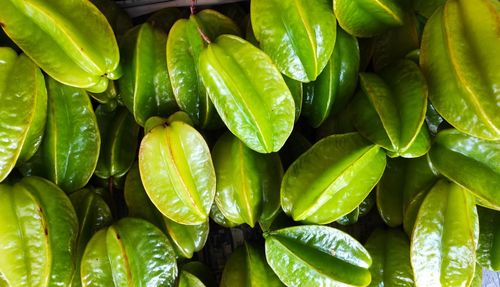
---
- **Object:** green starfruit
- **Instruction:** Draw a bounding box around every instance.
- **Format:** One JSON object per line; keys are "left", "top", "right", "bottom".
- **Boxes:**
{"left": 120, "top": 22, "right": 178, "bottom": 126}
{"left": 352, "top": 60, "right": 430, "bottom": 158}
{"left": 69, "top": 188, "right": 113, "bottom": 287}
{"left": 0, "top": 0, "right": 121, "bottom": 92}
{"left": 0, "top": 48, "right": 47, "bottom": 182}
{"left": 302, "top": 26, "right": 359, "bottom": 127}
{"left": 80, "top": 217, "right": 177, "bottom": 287}
{"left": 334, "top": 0, "right": 404, "bottom": 38}
{"left": 0, "top": 176, "right": 78, "bottom": 287}
{"left": 20, "top": 78, "right": 100, "bottom": 193}
{"left": 281, "top": 132, "right": 386, "bottom": 224}
{"left": 212, "top": 132, "right": 282, "bottom": 228}
{"left": 95, "top": 105, "right": 139, "bottom": 179}
{"left": 139, "top": 121, "right": 215, "bottom": 225}
{"left": 364, "top": 229, "right": 414, "bottom": 287}
{"left": 167, "top": 9, "right": 240, "bottom": 129}
{"left": 199, "top": 35, "right": 295, "bottom": 153}
{"left": 411, "top": 180, "right": 479, "bottom": 287}
{"left": 265, "top": 225, "right": 372, "bottom": 287}
{"left": 420, "top": 0, "right": 500, "bottom": 140}
{"left": 251, "top": 0, "right": 336, "bottom": 82}
{"left": 428, "top": 129, "right": 500, "bottom": 210}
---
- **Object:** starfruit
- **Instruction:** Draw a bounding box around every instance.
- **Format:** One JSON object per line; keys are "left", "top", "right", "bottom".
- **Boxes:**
{"left": 69, "top": 188, "right": 113, "bottom": 287}
{"left": 281, "top": 132, "right": 386, "bottom": 224}
{"left": 302, "top": 26, "right": 359, "bottom": 127}
{"left": 221, "top": 242, "right": 283, "bottom": 287}
{"left": 420, "top": 0, "right": 500, "bottom": 140}
{"left": 212, "top": 132, "right": 282, "bottom": 228}
{"left": 0, "top": 48, "right": 47, "bottom": 182}
{"left": 428, "top": 129, "right": 500, "bottom": 210}
{"left": 0, "top": 176, "right": 78, "bottom": 286}
{"left": 364, "top": 229, "right": 414, "bottom": 287}
{"left": 477, "top": 207, "right": 500, "bottom": 271}
{"left": 251, "top": 0, "right": 336, "bottom": 82}
{"left": 167, "top": 9, "right": 240, "bottom": 129}
{"left": 95, "top": 105, "right": 139, "bottom": 179}
{"left": 0, "top": 0, "right": 121, "bottom": 93}
{"left": 199, "top": 35, "right": 295, "bottom": 153}
{"left": 411, "top": 180, "right": 479, "bottom": 287}
{"left": 265, "top": 225, "right": 372, "bottom": 287}
{"left": 352, "top": 60, "right": 430, "bottom": 158}
{"left": 20, "top": 78, "right": 100, "bottom": 193}
{"left": 334, "top": 0, "right": 405, "bottom": 38}
{"left": 80, "top": 217, "right": 178, "bottom": 287}
{"left": 139, "top": 121, "right": 215, "bottom": 225}
{"left": 120, "top": 22, "right": 179, "bottom": 126}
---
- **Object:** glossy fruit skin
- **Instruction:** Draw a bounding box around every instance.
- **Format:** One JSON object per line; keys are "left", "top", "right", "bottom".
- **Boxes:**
{"left": 212, "top": 132, "right": 282, "bottom": 228}
{"left": 420, "top": 0, "right": 500, "bottom": 140}
{"left": 364, "top": 228, "right": 414, "bottom": 287}
{"left": 119, "top": 22, "right": 178, "bottom": 126}
{"left": 167, "top": 9, "right": 240, "bottom": 129}
{"left": 69, "top": 188, "right": 113, "bottom": 287}
{"left": 199, "top": 35, "right": 295, "bottom": 154}
{"left": 95, "top": 105, "right": 139, "bottom": 179}
{"left": 20, "top": 78, "right": 100, "bottom": 193}
{"left": 0, "top": 0, "right": 121, "bottom": 93}
{"left": 265, "top": 225, "right": 372, "bottom": 287}
{"left": 125, "top": 163, "right": 209, "bottom": 259}
{"left": 476, "top": 207, "right": 500, "bottom": 271}
{"left": 428, "top": 129, "right": 500, "bottom": 210}
{"left": 251, "top": 0, "right": 336, "bottom": 82}
{"left": 0, "top": 176, "right": 78, "bottom": 287}
{"left": 302, "top": 27, "right": 359, "bottom": 128}
{"left": 334, "top": 0, "right": 405, "bottom": 38}
{"left": 281, "top": 132, "right": 386, "bottom": 224}
{"left": 352, "top": 60, "right": 430, "bottom": 158}
{"left": 221, "top": 242, "right": 283, "bottom": 287}
{"left": 139, "top": 121, "right": 215, "bottom": 225}
{"left": 411, "top": 180, "right": 479, "bottom": 287}
{"left": 0, "top": 48, "right": 47, "bottom": 182}
{"left": 80, "top": 217, "right": 178, "bottom": 287}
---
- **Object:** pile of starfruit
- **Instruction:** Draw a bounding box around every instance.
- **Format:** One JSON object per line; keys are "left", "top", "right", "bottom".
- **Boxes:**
{"left": 0, "top": 0, "right": 498, "bottom": 286}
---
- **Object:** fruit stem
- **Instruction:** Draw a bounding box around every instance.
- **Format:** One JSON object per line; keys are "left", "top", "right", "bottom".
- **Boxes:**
{"left": 197, "top": 27, "right": 212, "bottom": 44}
{"left": 190, "top": 0, "right": 196, "bottom": 15}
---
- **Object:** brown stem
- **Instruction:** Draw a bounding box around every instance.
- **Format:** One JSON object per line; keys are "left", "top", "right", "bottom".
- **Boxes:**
{"left": 190, "top": 0, "right": 196, "bottom": 15}
{"left": 197, "top": 27, "right": 212, "bottom": 44}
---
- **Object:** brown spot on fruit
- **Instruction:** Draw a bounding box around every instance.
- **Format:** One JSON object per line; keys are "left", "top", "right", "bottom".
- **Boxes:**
{"left": 116, "top": 233, "right": 121, "bottom": 240}
{"left": 44, "top": 228, "right": 48, "bottom": 236}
